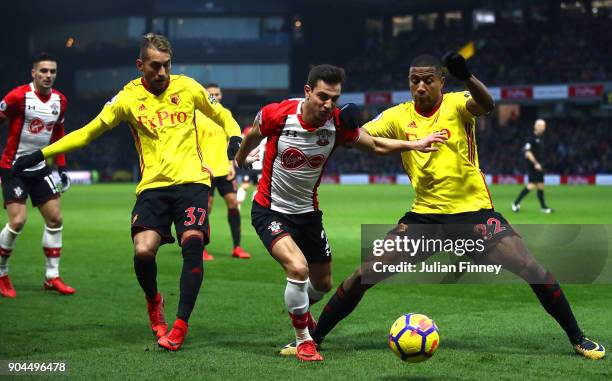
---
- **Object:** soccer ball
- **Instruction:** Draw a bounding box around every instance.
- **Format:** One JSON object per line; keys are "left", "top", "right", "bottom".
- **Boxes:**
{"left": 388, "top": 313, "right": 440, "bottom": 362}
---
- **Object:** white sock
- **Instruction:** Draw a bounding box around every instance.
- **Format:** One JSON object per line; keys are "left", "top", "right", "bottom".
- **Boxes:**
{"left": 0, "top": 223, "right": 20, "bottom": 251}
{"left": 0, "top": 224, "right": 21, "bottom": 277}
{"left": 307, "top": 280, "right": 327, "bottom": 304}
{"left": 285, "top": 277, "right": 312, "bottom": 344}
{"left": 237, "top": 187, "right": 246, "bottom": 203}
{"left": 0, "top": 255, "right": 9, "bottom": 277}
{"left": 42, "top": 225, "right": 63, "bottom": 279}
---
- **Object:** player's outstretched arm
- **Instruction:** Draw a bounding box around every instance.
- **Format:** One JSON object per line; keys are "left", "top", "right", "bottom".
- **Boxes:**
{"left": 12, "top": 118, "right": 110, "bottom": 175}
{"left": 442, "top": 51, "right": 495, "bottom": 116}
{"left": 350, "top": 129, "right": 448, "bottom": 155}
{"left": 234, "top": 120, "right": 264, "bottom": 169}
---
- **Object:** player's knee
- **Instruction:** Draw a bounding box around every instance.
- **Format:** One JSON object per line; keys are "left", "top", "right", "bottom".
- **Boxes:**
{"left": 319, "top": 277, "right": 333, "bottom": 293}
{"left": 286, "top": 262, "right": 309, "bottom": 281}
{"left": 9, "top": 217, "right": 26, "bottom": 232}
{"left": 46, "top": 214, "right": 63, "bottom": 228}
{"left": 227, "top": 199, "right": 239, "bottom": 210}
{"left": 134, "top": 242, "right": 157, "bottom": 260}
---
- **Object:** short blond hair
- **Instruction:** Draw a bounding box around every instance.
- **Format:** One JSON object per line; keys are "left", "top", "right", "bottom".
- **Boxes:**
{"left": 139, "top": 33, "right": 173, "bottom": 60}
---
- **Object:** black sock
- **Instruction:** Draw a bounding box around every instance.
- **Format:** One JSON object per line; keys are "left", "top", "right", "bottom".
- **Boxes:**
{"left": 514, "top": 188, "right": 530, "bottom": 205}
{"left": 228, "top": 208, "right": 241, "bottom": 247}
{"left": 312, "top": 283, "right": 365, "bottom": 344}
{"left": 530, "top": 272, "right": 582, "bottom": 344}
{"left": 134, "top": 256, "right": 158, "bottom": 300}
{"left": 177, "top": 236, "right": 205, "bottom": 322}
{"left": 537, "top": 190, "right": 548, "bottom": 209}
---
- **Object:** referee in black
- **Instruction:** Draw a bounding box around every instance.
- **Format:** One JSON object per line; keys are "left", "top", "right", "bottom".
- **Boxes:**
{"left": 512, "top": 118, "right": 553, "bottom": 213}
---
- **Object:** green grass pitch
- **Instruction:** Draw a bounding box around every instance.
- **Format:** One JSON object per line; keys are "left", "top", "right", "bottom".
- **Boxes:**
{"left": 0, "top": 184, "right": 610, "bottom": 380}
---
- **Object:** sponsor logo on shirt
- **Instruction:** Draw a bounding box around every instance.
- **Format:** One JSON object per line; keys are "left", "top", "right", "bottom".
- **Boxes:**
{"left": 280, "top": 147, "right": 324, "bottom": 169}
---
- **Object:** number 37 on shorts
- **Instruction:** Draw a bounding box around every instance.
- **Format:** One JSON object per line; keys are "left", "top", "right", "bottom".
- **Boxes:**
{"left": 184, "top": 207, "right": 206, "bottom": 227}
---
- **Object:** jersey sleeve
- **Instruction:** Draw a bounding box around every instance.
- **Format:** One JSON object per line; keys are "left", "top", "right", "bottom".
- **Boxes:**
{"left": 0, "top": 88, "right": 24, "bottom": 120}
{"left": 363, "top": 108, "right": 402, "bottom": 139}
{"left": 97, "top": 90, "right": 128, "bottom": 129}
{"left": 452, "top": 91, "right": 476, "bottom": 121}
{"left": 523, "top": 141, "right": 532, "bottom": 152}
{"left": 331, "top": 108, "right": 360, "bottom": 144}
{"left": 191, "top": 79, "right": 241, "bottom": 138}
{"left": 50, "top": 94, "right": 68, "bottom": 167}
{"left": 257, "top": 103, "right": 284, "bottom": 137}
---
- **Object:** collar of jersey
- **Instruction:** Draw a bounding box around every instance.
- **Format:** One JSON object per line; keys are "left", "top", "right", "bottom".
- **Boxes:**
{"left": 415, "top": 94, "right": 444, "bottom": 118}
{"left": 29, "top": 83, "right": 52, "bottom": 103}
{"left": 296, "top": 100, "right": 329, "bottom": 132}
{"left": 140, "top": 77, "right": 170, "bottom": 96}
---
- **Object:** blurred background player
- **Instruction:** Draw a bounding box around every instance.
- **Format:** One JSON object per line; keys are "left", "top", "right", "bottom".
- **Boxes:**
{"left": 236, "top": 64, "right": 446, "bottom": 361}
{"left": 512, "top": 119, "right": 553, "bottom": 213}
{"left": 11, "top": 34, "right": 243, "bottom": 351}
{"left": 0, "top": 53, "right": 74, "bottom": 298}
{"left": 198, "top": 83, "right": 250, "bottom": 260}
{"left": 236, "top": 125, "right": 265, "bottom": 209}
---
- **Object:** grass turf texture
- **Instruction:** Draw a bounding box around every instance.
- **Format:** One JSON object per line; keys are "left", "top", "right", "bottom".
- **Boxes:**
{"left": 0, "top": 184, "right": 610, "bottom": 380}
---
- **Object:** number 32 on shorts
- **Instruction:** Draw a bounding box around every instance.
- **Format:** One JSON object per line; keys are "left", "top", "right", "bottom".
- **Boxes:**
{"left": 184, "top": 207, "right": 206, "bottom": 227}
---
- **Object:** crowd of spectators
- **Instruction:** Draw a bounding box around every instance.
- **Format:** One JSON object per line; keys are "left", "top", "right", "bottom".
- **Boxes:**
{"left": 345, "top": 12, "right": 611, "bottom": 91}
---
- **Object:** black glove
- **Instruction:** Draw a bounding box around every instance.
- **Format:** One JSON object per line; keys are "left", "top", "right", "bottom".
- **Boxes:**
{"left": 227, "top": 136, "right": 242, "bottom": 160}
{"left": 58, "top": 166, "right": 71, "bottom": 192}
{"left": 442, "top": 51, "right": 471, "bottom": 81}
{"left": 11, "top": 150, "right": 44, "bottom": 176}
{"left": 338, "top": 103, "right": 362, "bottom": 130}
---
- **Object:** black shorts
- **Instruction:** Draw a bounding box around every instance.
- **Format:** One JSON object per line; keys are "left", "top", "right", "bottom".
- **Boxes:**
{"left": 527, "top": 169, "right": 544, "bottom": 184}
{"left": 210, "top": 176, "right": 237, "bottom": 197}
{"left": 240, "top": 169, "right": 262, "bottom": 185}
{"left": 251, "top": 201, "right": 331, "bottom": 263}
{"left": 131, "top": 183, "right": 210, "bottom": 246}
{"left": 0, "top": 166, "right": 60, "bottom": 207}
{"left": 394, "top": 209, "right": 516, "bottom": 249}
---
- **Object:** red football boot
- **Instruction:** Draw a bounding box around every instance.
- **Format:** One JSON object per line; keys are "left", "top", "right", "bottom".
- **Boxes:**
{"left": 296, "top": 340, "right": 323, "bottom": 361}
{"left": 0, "top": 275, "right": 16, "bottom": 298}
{"left": 147, "top": 293, "right": 168, "bottom": 339}
{"left": 231, "top": 246, "right": 251, "bottom": 259}
{"left": 158, "top": 318, "right": 189, "bottom": 351}
{"left": 202, "top": 249, "right": 214, "bottom": 261}
{"left": 43, "top": 277, "right": 76, "bottom": 295}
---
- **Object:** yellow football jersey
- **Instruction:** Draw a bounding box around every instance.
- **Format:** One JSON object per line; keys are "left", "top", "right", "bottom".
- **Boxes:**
{"left": 196, "top": 110, "right": 232, "bottom": 177}
{"left": 365, "top": 91, "right": 493, "bottom": 214}
{"left": 93, "top": 75, "right": 240, "bottom": 194}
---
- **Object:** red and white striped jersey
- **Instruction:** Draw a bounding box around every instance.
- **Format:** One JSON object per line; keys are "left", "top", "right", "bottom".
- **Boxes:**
{"left": 255, "top": 99, "right": 359, "bottom": 214}
{"left": 0, "top": 83, "right": 67, "bottom": 171}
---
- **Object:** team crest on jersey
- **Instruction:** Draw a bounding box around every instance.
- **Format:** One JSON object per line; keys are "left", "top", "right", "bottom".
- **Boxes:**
{"left": 268, "top": 220, "right": 282, "bottom": 235}
{"left": 13, "top": 186, "right": 23, "bottom": 198}
{"left": 0, "top": 100, "right": 7, "bottom": 112}
{"left": 316, "top": 129, "right": 332, "bottom": 146}
{"left": 51, "top": 103, "right": 59, "bottom": 115}
{"left": 170, "top": 94, "right": 181, "bottom": 105}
